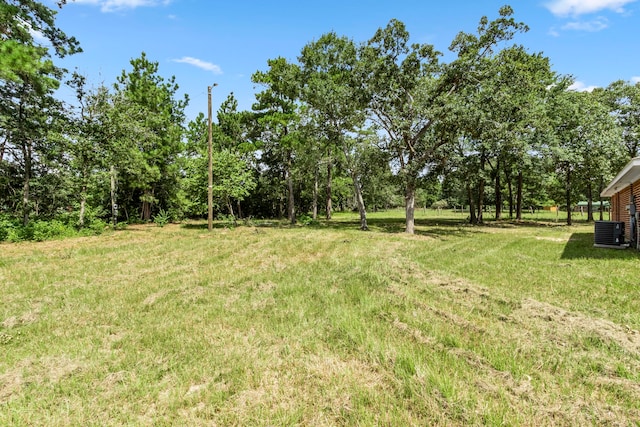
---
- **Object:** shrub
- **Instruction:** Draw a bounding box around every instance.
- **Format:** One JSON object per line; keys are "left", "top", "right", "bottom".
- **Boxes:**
{"left": 216, "top": 213, "right": 236, "bottom": 228}
{"left": 0, "top": 217, "right": 16, "bottom": 242}
{"left": 153, "top": 209, "right": 170, "bottom": 227}
{"left": 298, "top": 213, "right": 319, "bottom": 226}
{"left": 31, "top": 220, "right": 75, "bottom": 241}
{"left": 0, "top": 214, "right": 107, "bottom": 243}
{"left": 86, "top": 218, "right": 108, "bottom": 235}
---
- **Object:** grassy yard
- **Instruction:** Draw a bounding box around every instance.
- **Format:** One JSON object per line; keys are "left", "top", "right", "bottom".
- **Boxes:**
{"left": 1, "top": 210, "right": 639, "bottom": 426}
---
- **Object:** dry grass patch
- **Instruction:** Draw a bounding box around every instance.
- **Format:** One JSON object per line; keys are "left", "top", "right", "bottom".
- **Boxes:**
{"left": 1, "top": 219, "right": 639, "bottom": 425}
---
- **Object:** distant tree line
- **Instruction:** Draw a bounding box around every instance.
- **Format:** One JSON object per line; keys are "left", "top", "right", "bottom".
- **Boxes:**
{"left": 1, "top": 2, "right": 638, "bottom": 240}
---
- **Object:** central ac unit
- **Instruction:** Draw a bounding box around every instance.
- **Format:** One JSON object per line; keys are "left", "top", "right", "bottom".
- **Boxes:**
{"left": 594, "top": 221, "right": 625, "bottom": 246}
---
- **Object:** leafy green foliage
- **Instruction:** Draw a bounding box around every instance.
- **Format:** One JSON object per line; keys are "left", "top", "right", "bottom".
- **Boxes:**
{"left": 0, "top": 4, "right": 638, "bottom": 237}
{"left": 0, "top": 213, "right": 106, "bottom": 242}
{"left": 297, "top": 213, "right": 319, "bottom": 226}
{"left": 431, "top": 199, "right": 449, "bottom": 209}
{"left": 153, "top": 208, "right": 170, "bottom": 227}
{"left": 603, "top": 80, "right": 640, "bottom": 158}
{"left": 0, "top": 0, "right": 80, "bottom": 86}
{"left": 112, "top": 52, "right": 188, "bottom": 221}
{"left": 181, "top": 96, "right": 257, "bottom": 220}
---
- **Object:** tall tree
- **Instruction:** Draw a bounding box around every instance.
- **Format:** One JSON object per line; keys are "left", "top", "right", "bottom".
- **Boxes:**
{"left": 299, "top": 32, "right": 370, "bottom": 230}
{"left": 0, "top": 0, "right": 80, "bottom": 86}
{"left": 0, "top": 0, "right": 80, "bottom": 224}
{"left": 461, "top": 45, "right": 556, "bottom": 222}
{"left": 214, "top": 93, "right": 257, "bottom": 219}
{"left": 65, "top": 73, "right": 112, "bottom": 227}
{"left": 362, "top": 7, "right": 528, "bottom": 233}
{"left": 252, "top": 57, "right": 302, "bottom": 224}
{"left": 0, "top": 65, "right": 67, "bottom": 224}
{"left": 547, "top": 86, "right": 622, "bottom": 225}
{"left": 603, "top": 80, "right": 640, "bottom": 158}
{"left": 112, "top": 52, "right": 188, "bottom": 221}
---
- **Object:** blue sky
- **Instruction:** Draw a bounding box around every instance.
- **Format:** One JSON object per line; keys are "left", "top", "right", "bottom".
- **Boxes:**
{"left": 51, "top": 0, "right": 640, "bottom": 121}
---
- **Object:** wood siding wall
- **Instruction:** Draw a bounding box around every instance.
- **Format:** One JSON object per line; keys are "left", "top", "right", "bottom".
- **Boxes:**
{"left": 611, "top": 180, "right": 640, "bottom": 240}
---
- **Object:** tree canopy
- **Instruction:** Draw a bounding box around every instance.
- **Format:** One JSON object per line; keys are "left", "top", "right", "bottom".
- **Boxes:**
{"left": 1, "top": 2, "right": 636, "bottom": 239}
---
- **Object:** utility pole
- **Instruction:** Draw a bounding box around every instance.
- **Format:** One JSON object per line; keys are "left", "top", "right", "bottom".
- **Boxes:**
{"left": 207, "top": 83, "right": 217, "bottom": 231}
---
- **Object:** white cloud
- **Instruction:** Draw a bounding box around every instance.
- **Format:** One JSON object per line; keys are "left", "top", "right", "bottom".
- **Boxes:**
{"left": 548, "top": 27, "right": 561, "bottom": 37}
{"left": 545, "top": 0, "right": 636, "bottom": 16}
{"left": 561, "top": 17, "right": 609, "bottom": 31}
{"left": 568, "top": 81, "right": 599, "bottom": 92}
{"left": 172, "top": 57, "right": 223, "bottom": 74}
{"left": 71, "top": 0, "right": 171, "bottom": 13}
{"left": 631, "top": 76, "right": 640, "bottom": 83}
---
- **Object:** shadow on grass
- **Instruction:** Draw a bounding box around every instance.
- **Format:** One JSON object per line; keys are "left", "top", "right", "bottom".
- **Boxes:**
{"left": 181, "top": 219, "right": 294, "bottom": 230}
{"left": 310, "top": 216, "right": 475, "bottom": 236}
{"left": 181, "top": 223, "right": 231, "bottom": 230}
{"left": 178, "top": 216, "right": 605, "bottom": 244}
{"left": 562, "top": 232, "right": 640, "bottom": 259}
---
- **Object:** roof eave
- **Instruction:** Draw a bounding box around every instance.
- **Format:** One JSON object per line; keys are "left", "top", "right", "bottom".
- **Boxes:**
{"left": 601, "top": 157, "right": 640, "bottom": 197}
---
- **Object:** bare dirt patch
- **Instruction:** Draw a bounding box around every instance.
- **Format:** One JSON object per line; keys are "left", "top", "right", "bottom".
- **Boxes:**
{"left": 142, "top": 289, "right": 170, "bottom": 306}
{"left": 534, "top": 236, "right": 568, "bottom": 243}
{"left": 0, "top": 356, "right": 84, "bottom": 403}
{"left": 0, "top": 366, "right": 23, "bottom": 402}
{"left": 2, "top": 302, "right": 43, "bottom": 329}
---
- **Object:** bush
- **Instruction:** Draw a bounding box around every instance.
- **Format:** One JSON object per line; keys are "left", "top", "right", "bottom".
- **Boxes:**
{"left": 86, "top": 218, "right": 108, "bottom": 235}
{"left": 31, "top": 220, "right": 75, "bottom": 241}
{"left": 216, "top": 213, "right": 236, "bottom": 228}
{"left": 0, "top": 217, "right": 16, "bottom": 242}
{"left": 0, "top": 218, "right": 31, "bottom": 242}
{"left": 0, "top": 214, "right": 108, "bottom": 243}
{"left": 298, "top": 213, "right": 319, "bottom": 226}
{"left": 153, "top": 209, "right": 170, "bottom": 227}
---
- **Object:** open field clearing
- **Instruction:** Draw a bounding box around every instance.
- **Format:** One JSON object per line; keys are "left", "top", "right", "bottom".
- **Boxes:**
{"left": 1, "top": 211, "right": 639, "bottom": 426}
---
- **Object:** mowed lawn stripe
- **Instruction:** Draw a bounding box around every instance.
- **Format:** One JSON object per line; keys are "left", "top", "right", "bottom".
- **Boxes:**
{"left": 1, "top": 218, "right": 639, "bottom": 425}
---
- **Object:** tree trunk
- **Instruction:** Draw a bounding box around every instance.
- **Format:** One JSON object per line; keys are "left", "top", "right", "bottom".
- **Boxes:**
{"left": 312, "top": 165, "right": 319, "bottom": 220}
{"left": 405, "top": 181, "right": 416, "bottom": 234}
{"left": 227, "top": 198, "right": 234, "bottom": 217}
{"left": 79, "top": 164, "right": 88, "bottom": 228}
{"left": 476, "top": 184, "right": 484, "bottom": 224}
{"left": 467, "top": 183, "right": 477, "bottom": 225}
{"left": 476, "top": 151, "right": 485, "bottom": 224}
{"left": 286, "top": 150, "right": 295, "bottom": 224}
{"left": 0, "top": 134, "right": 6, "bottom": 163}
{"left": 586, "top": 180, "right": 594, "bottom": 222}
{"left": 142, "top": 199, "right": 151, "bottom": 221}
{"left": 110, "top": 166, "right": 117, "bottom": 229}
{"left": 141, "top": 188, "right": 154, "bottom": 222}
{"left": 278, "top": 186, "right": 284, "bottom": 218}
{"left": 79, "top": 186, "right": 87, "bottom": 228}
{"left": 352, "top": 174, "right": 368, "bottom": 231}
{"left": 516, "top": 169, "right": 523, "bottom": 221}
{"left": 506, "top": 169, "right": 514, "bottom": 219}
{"left": 565, "top": 167, "right": 572, "bottom": 226}
{"left": 22, "top": 141, "right": 32, "bottom": 226}
{"left": 227, "top": 198, "right": 237, "bottom": 226}
{"left": 326, "top": 149, "right": 332, "bottom": 220}
{"left": 598, "top": 177, "right": 604, "bottom": 221}
{"left": 495, "top": 159, "right": 502, "bottom": 220}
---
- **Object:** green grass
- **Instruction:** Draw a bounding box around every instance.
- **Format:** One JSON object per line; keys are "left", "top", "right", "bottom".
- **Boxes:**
{"left": 1, "top": 210, "right": 639, "bottom": 426}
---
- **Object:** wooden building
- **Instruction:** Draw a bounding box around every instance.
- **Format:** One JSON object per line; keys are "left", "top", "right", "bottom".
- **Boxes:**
{"left": 601, "top": 157, "right": 640, "bottom": 246}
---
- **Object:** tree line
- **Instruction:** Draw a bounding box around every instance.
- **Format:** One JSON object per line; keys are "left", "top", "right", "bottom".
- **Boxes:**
{"left": 1, "top": 2, "right": 638, "bottom": 240}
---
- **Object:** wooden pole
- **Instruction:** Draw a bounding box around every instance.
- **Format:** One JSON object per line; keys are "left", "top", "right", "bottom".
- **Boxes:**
{"left": 207, "top": 84, "right": 217, "bottom": 231}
